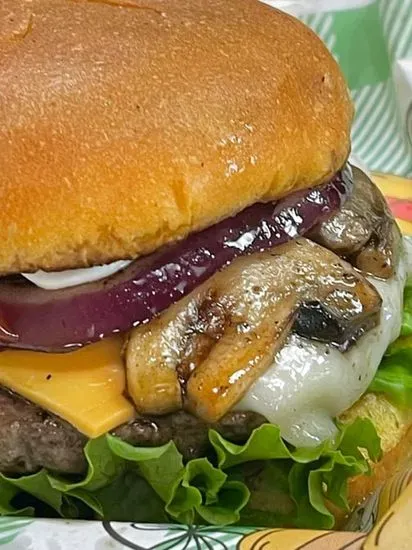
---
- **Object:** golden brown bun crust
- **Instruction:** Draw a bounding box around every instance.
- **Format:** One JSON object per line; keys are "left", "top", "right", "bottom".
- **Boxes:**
{"left": 328, "top": 422, "right": 412, "bottom": 528}
{"left": 348, "top": 423, "right": 412, "bottom": 509}
{"left": 333, "top": 394, "right": 412, "bottom": 526}
{"left": 0, "top": 0, "right": 352, "bottom": 273}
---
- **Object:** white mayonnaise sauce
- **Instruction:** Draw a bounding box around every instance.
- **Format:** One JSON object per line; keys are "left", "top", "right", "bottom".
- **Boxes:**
{"left": 237, "top": 253, "right": 407, "bottom": 447}
{"left": 22, "top": 260, "right": 131, "bottom": 290}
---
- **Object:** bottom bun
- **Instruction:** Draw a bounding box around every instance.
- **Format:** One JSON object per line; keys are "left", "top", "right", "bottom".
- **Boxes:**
{"left": 333, "top": 392, "right": 412, "bottom": 526}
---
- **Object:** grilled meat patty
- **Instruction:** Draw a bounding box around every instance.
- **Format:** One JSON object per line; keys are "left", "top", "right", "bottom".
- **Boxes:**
{"left": 0, "top": 388, "right": 266, "bottom": 475}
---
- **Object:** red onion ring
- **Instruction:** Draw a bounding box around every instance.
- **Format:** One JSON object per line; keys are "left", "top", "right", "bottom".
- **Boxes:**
{"left": 0, "top": 166, "right": 353, "bottom": 352}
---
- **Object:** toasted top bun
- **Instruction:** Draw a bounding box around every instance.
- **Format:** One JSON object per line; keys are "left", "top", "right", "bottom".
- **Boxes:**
{"left": 0, "top": 0, "right": 352, "bottom": 273}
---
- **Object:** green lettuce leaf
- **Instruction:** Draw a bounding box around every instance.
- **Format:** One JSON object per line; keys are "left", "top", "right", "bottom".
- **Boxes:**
{"left": 0, "top": 419, "right": 380, "bottom": 529}
{"left": 1, "top": 470, "right": 63, "bottom": 515}
{"left": 106, "top": 436, "right": 244, "bottom": 525}
{"left": 369, "top": 279, "right": 412, "bottom": 407}
{"left": 400, "top": 280, "right": 412, "bottom": 336}
{"left": 369, "top": 361, "right": 412, "bottom": 408}
{"left": 88, "top": 471, "right": 169, "bottom": 523}
{"left": 210, "top": 418, "right": 380, "bottom": 529}
{"left": 231, "top": 461, "right": 294, "bottom": 527}
{"left": 0, "top": 478, "right": 34, "bottom": 517}
{"left": 0, "top": 419, "right": 380, "bottom": 528}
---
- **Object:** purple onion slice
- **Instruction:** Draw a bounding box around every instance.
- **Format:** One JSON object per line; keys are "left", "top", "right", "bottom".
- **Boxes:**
{"left": 0, "top": 166, "right": 352, "bottom": 352}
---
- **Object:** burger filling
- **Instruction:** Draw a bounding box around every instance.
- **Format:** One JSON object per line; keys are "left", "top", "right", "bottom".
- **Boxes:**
{"left": 0, "top": 164, "right": 409, "bottom": 528}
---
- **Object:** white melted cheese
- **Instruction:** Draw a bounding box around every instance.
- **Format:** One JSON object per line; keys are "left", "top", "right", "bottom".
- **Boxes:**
{"left": 22, "top": 260, "right": 132, "bottom": 290}
{"left": 237, "top": 254, "right": 407, "bottom": 448}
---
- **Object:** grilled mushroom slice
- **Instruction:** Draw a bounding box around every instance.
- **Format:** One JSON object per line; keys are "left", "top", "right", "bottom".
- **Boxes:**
{"left": 125, "top": 290, "right": 230, "bottom": 415}
{"left": 293, "top": 298, "right": 378, "bottom": 351}
{"left": 310, "top": 166, "right": 401, "bottom": 278}
{"left": 126, "top": 239, "right": 381, "bottom": 422}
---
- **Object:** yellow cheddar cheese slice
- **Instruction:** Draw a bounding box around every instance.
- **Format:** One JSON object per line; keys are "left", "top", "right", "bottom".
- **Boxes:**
{"left": 0, "top": 336, "right": 134, "bottom": 438}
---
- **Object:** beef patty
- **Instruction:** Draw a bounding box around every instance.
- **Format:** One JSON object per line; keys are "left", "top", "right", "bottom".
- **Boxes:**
{"left": 0, "top": 388, "right": 266, "bottom": 475}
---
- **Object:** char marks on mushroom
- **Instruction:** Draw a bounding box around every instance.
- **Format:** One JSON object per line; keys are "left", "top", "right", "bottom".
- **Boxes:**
{"left": 126, "top": 238, "right": 381, "bottom": 422}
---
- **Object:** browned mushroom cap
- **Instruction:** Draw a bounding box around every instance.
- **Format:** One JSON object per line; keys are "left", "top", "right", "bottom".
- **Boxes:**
{"left": 310, "top": 166, "right": 402, "bottom": 278}
{"left": 126, "top": 239, "right": 381, "bottom": 422}
{"left": 126, "top": 288, "right": 230, "bottom": 415}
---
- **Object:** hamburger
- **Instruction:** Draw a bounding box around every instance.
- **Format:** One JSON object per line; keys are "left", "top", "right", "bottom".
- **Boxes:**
{"left": 0, "top": 0, "right": 410, "bottom": 529}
